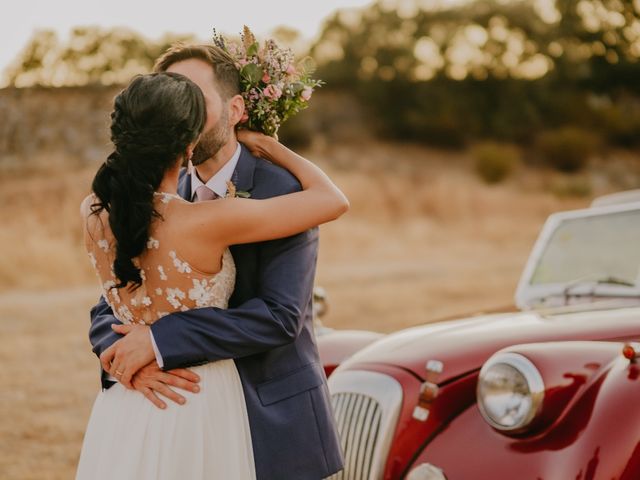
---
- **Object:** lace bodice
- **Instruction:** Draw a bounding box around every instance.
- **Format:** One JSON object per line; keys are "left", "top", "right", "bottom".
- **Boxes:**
{"left": 84, "top": 192, "right": 236, "bottom": 325}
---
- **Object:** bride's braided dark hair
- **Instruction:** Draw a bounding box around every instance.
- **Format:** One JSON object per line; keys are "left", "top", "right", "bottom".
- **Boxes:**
{"left": 91, "top": 72, "right": 206, "bottom": 289}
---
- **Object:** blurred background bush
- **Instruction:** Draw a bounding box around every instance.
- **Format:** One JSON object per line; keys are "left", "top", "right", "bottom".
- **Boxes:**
{"left": 473, "top": 142, "right": 521, "bottom": 183}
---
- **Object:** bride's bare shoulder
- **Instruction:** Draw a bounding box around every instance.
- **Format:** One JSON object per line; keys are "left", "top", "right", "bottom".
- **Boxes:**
{"left": 79, "top": 194, "right": 109, "bottom": 240}
{"left": 79, "top": 193, "right": 97, "bottom": 218}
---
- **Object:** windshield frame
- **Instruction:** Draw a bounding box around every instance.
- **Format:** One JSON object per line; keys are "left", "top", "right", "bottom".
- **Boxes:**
{"left": 515, "top": 201, "right": 640, "bottom": 310}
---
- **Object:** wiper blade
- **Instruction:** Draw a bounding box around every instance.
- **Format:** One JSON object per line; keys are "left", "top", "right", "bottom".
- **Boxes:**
{"left": 562, "top": 275, "right": 637, "bottom": 298}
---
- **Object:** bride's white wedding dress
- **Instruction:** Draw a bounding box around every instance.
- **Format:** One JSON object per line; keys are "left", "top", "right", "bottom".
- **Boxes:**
{"left": 76, "top": 193, "right": 256, "bottom": 480}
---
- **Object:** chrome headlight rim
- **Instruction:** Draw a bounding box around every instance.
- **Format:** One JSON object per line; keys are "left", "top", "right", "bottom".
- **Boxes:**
{"left": 477, "top": 352, "right": 545, "bottom": 432}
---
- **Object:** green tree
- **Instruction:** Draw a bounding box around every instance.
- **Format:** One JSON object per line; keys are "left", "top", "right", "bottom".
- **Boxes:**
{"left": 310, "top": 0, "right": 640, "bottom": 146}
{"left": 5, "top": 27, "right": 196, "bottom": 87}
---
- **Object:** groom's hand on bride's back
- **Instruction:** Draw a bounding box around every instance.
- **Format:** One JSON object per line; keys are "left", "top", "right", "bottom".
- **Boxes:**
{"left": 131, "top": 362, "right": 201, "bottom": 410}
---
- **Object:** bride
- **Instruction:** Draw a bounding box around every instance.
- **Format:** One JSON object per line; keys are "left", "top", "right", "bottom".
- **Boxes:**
{"left": 76, "top": 72, "right": 348, "bottom": 479}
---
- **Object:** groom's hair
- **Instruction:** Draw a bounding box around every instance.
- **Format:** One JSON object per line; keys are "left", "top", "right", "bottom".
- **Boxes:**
{"left": 153, "top": 44, "right": 240, "bottom": 100}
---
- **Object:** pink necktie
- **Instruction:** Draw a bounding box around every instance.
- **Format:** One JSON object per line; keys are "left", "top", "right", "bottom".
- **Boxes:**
{"left": 195, "top": 185, "right": 218, "bottom": 202}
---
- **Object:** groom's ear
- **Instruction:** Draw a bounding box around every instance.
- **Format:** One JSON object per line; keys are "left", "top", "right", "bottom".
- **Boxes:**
{"left": 228, "top": 94, "right": 245, "bottom": 128}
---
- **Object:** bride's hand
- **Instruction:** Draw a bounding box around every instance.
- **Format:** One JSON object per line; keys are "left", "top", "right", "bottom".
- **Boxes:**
{"left": 100, "top": 323, "right": 156, "bottom": 389}
{"left": 237, "top": 129, "right": 278, "bottom": 159}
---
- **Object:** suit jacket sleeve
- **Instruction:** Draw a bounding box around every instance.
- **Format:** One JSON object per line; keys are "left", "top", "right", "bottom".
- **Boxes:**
{"left": 149, "top": 226, "right": 319, "bottom": 370}
{"left": 89, "top": 296, "right": 123, "bottom": 357}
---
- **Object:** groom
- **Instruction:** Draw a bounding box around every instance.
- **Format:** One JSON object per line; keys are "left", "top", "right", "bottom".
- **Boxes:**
{"left": 89, "top": 44, "right": 343, "bottom": 479}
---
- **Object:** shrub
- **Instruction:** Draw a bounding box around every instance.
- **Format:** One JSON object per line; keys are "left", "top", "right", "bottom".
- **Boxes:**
{"left": 472, "top": 142, "right": 521, "bottom": 184}
{"left": 598, "top": 104, "right": 640, "bottom": 147}
{"left": 536, "top": 127, "right": 599, "bottom": 173}
{"left": 277, "top": 116, "right": 313, "bottom": 149}
{"left": 549, "top": 175, "right": 593, "bottom": 197}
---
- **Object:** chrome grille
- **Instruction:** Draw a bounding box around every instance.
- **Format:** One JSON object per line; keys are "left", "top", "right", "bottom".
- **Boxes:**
{"left": 330, "top": 392, "right": 382, "bottom": 480}
{"left": 327, "top": 371, "right": 403, "bottom": 480}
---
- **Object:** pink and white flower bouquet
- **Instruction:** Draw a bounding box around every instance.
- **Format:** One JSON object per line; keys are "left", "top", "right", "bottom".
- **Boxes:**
{"left": 213, "top": 26, "right": 323, "bottom": 137}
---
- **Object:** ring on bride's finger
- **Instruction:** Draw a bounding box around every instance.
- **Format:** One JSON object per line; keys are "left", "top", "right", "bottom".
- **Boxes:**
{"left": 115, "top": 370, "right": 124, "bottom": 376}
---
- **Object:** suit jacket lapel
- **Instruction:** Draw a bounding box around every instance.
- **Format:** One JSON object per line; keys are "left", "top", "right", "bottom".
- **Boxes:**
{"left": 177, "top": 169, "right": 192, "bottom": 201}
{"left": 232, "top": 144, "right": 257, "bottom": 193}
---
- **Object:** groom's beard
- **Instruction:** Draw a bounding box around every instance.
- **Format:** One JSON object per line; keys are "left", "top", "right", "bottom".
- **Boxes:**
{"left": 191, "top": 108, "right": 231, "bottom": 166}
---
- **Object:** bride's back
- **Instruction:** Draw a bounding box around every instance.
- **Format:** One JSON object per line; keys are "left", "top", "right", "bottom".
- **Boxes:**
{"left": 82, "top": 192, "right": 235, "bottom": 325}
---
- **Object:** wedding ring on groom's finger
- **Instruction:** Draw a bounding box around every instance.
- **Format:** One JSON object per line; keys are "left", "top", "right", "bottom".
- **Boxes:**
{"left": 115, "top": 370, "right": 124, "bottom": 376}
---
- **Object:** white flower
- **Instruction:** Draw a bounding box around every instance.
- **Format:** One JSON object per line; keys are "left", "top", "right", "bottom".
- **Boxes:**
{"left": 157, "top": 266, "right": 168, "bottom": 281}
{"left": 188, "top": 278, "right": 215, "bottom": 307}
{"left": 87, "top": 252, "right": 97, "bottom": 268}
{"left": 130, "top": 298, "right": 138, "bottom": 307}
{"left": 155, "top": 288, "right": 163, "bottom": 295}
{"left": 97, "top": 239, "right": 110, "bottom": 252}
{"left": 147, "top": 237, "right": 160, "bottom": 249}
{"left": 169, "top": 251, "right": 192, "bottom": 274}
{"left": 102, "top": 280, "right": 120, "bottom": 304}
{"left": 140, "top": 269, "right": 147, "bottom": 281}
{"left": 116, "top": 305, "right": 134, "bottom": 324}
{"left": 166, "top": 288, "right": 186, "bottom": 309}
{"left": 141, "top": 296, "right": 152, "bottom": 307}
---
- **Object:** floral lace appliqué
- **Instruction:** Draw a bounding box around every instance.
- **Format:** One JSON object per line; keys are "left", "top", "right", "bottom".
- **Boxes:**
{"left": 97, "top": 239, "right": 110, "bottom": 252}
{"left": 158, "top": 266, "right": 168, "bottom": 281}
{"left": 188, "top": 278, "right": 215, "bottom": 307}
{"left": 166, "top": 287, "right": 186, "bottom": 309}
{"left": 88, "top": 252, "right": 97, "bottom": 269}
{"left": 169, "top": 251, "right": 192, "bottom": 274}
{"left": 117, "top": 305, "right": 134, "bottom": 324}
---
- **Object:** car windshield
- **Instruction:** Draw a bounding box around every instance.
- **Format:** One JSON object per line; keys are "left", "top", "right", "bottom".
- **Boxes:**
{"left": 530, "top": 209, "right": 640, "bottom": 287}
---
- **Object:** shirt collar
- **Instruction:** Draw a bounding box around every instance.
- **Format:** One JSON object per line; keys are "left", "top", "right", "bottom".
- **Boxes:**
{"left": 190, "top": 143, "right": 241, "bottom": 200}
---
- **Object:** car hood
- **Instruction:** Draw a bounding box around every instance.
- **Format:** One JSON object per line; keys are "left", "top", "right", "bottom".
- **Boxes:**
{"left": 342, "top": 305, "right": 640, "bottom": 383}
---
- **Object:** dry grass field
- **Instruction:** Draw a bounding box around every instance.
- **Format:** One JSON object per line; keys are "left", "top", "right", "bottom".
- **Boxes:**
{"left": 0, "top": 140, "right": 628, "bottom": 478}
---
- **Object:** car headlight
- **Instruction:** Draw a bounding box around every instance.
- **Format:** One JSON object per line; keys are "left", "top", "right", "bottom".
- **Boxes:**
{"left": 477, "top": 352, "right": 544, "bottom": 432}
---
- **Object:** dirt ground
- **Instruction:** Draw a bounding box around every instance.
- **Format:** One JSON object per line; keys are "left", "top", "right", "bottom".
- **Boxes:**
{"left": 0, "top": 140, "right": 608, "bottom": 478}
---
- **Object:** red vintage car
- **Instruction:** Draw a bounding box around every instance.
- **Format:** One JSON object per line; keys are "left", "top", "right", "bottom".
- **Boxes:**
{"left": 318, "top": 191, "right": 640, "bottom": 479}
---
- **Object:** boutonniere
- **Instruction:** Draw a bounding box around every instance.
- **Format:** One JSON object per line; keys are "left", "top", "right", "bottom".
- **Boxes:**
{"left": 225, "top": 180, "right": 251, "bottom": 199}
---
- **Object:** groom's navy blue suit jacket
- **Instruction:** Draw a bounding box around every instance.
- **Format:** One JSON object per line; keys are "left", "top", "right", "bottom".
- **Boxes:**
{"left": 89, "top": 144, "right": 343, "bottom": 479}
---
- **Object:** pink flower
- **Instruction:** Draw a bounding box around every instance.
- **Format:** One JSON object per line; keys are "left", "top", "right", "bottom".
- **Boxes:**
{"left": 262, "top": 72, "right": 271, "bottom": 83}
{"left": 238, "top": 59, "right": 248, "bottom": 67}
{"left": 286, "top": 64, "right": 296, "bottom": 75}
{"left": 263, "top": 84, "right": 282, "bottom": 100}
{"left": 301, "top": 86, "right": 313, "bottom": 101}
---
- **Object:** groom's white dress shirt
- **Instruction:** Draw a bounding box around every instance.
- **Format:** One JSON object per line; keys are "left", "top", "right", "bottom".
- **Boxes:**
{"left": 189, "top": 143, "right": 241, "bottom": 200}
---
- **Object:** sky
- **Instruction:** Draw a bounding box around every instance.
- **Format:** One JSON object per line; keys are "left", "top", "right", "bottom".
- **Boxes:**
{"left": 0, "top": 0, "right": 374, "bottom": 76}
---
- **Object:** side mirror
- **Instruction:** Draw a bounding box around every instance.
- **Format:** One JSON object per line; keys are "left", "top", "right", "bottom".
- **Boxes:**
{"left": 313, "top": 286, "right": 334, "bottom": 335}
{"left": 313, "top": 286, "right": 328, "bottom": 320}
